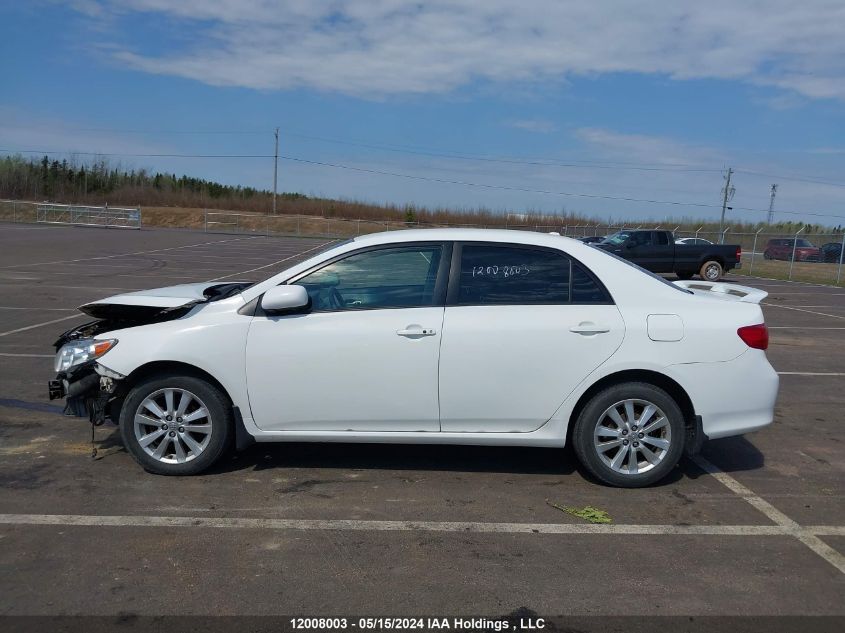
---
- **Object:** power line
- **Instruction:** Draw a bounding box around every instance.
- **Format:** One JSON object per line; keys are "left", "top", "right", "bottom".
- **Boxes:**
{"left": 279, "top": 132, "right": 724, "bottom": 173}
{"left": 0, "top": 125, "right": 722, "bottom": 173}
{"left": 3, "top": 148, "right": 844, "bottom": 220}
{"left": 8, "top": 124, "right": 845, "bottom": 186}
{"left": 280, "top": 156, "right": 845, "bottom": 219}
{"left": 735, "top": 169, "right": 845, "bottom": 189}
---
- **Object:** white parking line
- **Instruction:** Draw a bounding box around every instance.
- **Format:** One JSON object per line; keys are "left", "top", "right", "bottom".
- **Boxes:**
{"left": 692, "top": 456, "right": 845, "bottom": 574}
{"left": 0, "top": 306, "right": 77, "bottom": 311}
{"left": 210, "top": 240, "right": 336, "bottom": 281}
{"left": 0, "top": 352, "right": 53, "bottom": 358}
{"left": 0, "top": 512, "right": 833, "bottom": 537}
{"left": 0, "top": 236, "right": 260, "bottom": 269}
{"left": 777, "top": 372, "right": 845, "bottom": 376}
{"left": 0, "top": 314, "right": 85, "bottom": 337}
{"left": 762, "top": 303, "right": 845, "bottom": 320}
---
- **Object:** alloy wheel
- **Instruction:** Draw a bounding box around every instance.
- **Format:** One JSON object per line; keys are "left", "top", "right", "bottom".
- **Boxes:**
{"left": 592, "top": 399, "right": 672, "bottom": 475}
{"left": 133, "top": 388, "right": 212, "bottom": 464}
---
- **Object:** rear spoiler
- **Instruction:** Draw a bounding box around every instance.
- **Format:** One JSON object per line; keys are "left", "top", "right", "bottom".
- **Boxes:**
{"left": 672, "top": 280, "right": 768, "bottom": 304}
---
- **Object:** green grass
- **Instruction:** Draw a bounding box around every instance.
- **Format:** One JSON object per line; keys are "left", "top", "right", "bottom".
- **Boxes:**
{"left": 546, "top": 501, "right": 613, "bottom": 524}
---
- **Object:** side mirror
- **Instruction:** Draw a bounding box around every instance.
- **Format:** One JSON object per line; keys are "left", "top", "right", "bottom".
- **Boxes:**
{"left": 261, "top": 285, "right": 310, "bottom": 315}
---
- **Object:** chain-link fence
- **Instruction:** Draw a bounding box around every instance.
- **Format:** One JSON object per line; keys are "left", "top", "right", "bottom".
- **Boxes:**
{"left": 2, "top": 200, "right": 842, "bottom": 286}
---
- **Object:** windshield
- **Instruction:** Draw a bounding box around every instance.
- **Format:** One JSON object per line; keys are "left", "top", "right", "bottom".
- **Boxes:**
{"left": 795, "top": 239, "right": 814, "bottom": 247}
{"left": 601, "top": 231, "right": 632, "bottom": 245}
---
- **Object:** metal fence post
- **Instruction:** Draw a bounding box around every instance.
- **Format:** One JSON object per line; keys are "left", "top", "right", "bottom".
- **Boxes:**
{"left": 13, "top": 202, "right": 16, "bottom": 223}
{"left": 297, "top": 216, "right": 300, "bottom": 236}
{"left": 837, "top": 232, "right": 845, "bottom": 285}
{"left": 695, "top": 226, "right": 702, "bottom": 238}
{"left": 722, "top": 227, "right": 730, "bottom": 244}
{"left": 749, "top": 228, "right": 763, "bottom": 276}
{"left": 356, "top": 219, "right": 361, "bottom": 236}
{"left": 789, "top": 227, "right": 805, "bottom": 280}
{"left": 204, "top": 209, "right": 208, "bottom": 232}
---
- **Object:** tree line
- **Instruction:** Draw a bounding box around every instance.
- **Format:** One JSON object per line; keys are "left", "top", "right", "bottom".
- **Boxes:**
{"left": 0, "top": 154, "right": 836, "bottom": 233}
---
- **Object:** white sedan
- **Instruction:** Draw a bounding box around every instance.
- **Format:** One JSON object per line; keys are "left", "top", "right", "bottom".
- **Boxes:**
{"left": 49, "top": 229, "right": 778, "bottom": 487}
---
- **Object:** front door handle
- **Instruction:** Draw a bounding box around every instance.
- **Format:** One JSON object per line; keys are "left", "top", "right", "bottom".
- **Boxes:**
{"left": 396, "top": 325, "right": 437, "bottom": 337}
{"left": 570, "top": 322, "right": 610, "bottom": 335}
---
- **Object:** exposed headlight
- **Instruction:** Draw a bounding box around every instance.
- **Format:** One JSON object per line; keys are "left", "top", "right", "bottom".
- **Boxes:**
{"left": 54, "top": 338, "right": 118, "bottom": 372}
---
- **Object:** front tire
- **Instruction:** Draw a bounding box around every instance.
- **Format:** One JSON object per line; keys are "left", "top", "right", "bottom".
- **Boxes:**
{"left": 572, "top": 382, "right": 685, "bottom": 487}
{"left": 119, "top": 373, "right": 233, "bottom": 475}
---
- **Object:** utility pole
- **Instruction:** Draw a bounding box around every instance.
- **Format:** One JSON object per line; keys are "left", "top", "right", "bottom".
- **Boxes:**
{"left": 766, "top": 183, "right": 778, "bottom": 224}
{"left": 718, "top": 167, "right": 735, "bottom": 243}
{"left": 272, "top": 127, "right": 279, "bottom": 215}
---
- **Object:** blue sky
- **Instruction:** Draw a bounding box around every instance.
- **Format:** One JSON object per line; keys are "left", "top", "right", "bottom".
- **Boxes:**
{"left": 2, "top": 1, "right": 845, "bottom": 225}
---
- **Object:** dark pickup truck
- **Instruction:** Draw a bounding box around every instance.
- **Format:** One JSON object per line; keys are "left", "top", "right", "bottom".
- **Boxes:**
{"left": 594, "top": 230, "right": 741, "bottom": 281}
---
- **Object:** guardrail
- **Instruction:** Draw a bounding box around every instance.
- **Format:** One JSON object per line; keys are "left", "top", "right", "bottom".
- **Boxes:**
{"left": 36, "top": 203, "right": 141, "bottom": 229}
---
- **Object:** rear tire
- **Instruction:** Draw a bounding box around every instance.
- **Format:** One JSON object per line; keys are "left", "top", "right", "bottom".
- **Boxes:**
{"left": 699, "top": 260, "right": 724, "bottom": 281}
{"left": 572, "top": 382, "right": 685, "bottom": 488}
{"left": 119, "top": 373, "right": 233, "bottom": 475}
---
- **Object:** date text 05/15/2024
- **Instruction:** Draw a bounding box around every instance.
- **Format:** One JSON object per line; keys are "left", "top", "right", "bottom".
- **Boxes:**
{"left": 289, "top": 617, "right": 546, "bottom": 631}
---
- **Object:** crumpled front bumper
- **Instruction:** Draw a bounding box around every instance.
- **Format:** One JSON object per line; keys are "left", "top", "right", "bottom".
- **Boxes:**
{"left": 48, "top": 362, "right": 124, "bottom": 424}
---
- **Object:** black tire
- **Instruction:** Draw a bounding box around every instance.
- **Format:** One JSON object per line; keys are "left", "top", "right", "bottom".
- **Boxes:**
{"left": 763, "top": 251, "right": 772, "bottom": 260}
{"left": 699, "top": 260, "right": 723, "bottom": 281}
{"left": 675, "top": 271, "right": 694, "bottom": 280}
{"left": 119, "top": 373, "right": 233, "bottom": 475}
{"left": 572, "top": 382, "right": 686, "bottom": 488}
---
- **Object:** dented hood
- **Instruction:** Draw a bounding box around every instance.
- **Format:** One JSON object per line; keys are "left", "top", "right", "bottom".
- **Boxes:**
{"left": 78, "top": 282, "right": 250, "bottom": 320}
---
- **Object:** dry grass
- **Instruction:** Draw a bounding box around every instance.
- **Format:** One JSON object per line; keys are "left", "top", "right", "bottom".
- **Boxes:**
{"left": 733, "top": 254, "right": 844, "bottom": 287}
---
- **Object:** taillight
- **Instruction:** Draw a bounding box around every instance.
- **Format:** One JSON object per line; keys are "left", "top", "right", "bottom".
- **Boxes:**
{"left": 736, "top": 246, "right": 742, "bottom": 261}
{"left": 737, "top": 324, "right": 768, "bottom": 350}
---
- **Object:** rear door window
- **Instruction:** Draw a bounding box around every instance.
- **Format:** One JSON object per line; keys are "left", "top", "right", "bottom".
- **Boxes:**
{"left": 453, "top": 244, "right": 611, "bottom": 305}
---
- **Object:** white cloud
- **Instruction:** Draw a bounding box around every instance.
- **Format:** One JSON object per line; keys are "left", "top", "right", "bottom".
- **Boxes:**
{"left": 70, "top": 0, "right": 845, "bottom": 100}
{"left": 508, "top": 119, "right": 557, "bottom": 134}
{"left": 573, "top": 127, "right": 726, "bottom": 167}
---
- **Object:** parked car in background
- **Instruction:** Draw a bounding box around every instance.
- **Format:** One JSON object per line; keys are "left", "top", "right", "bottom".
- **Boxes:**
{"left": 48, "top": 229, "right": 776, "bottom": 488}
{"left": 577, "top": 236, "right": 606, "bottom": 244}
{"left": 675, "top": 237, "right": 713, "bottom": 245}
{"left": 596, "top": 230, "right": 741, "bottom": 281}
{"left": 763, "top": 238, "right": 821, "bottom": 262}
{"left": 820, "top": 242, "right": 844, "bottom": 263}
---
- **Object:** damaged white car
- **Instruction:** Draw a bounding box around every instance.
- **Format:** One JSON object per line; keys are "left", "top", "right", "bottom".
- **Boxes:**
{"left": 49, "top": 229, "right": 778, "bottom": 487}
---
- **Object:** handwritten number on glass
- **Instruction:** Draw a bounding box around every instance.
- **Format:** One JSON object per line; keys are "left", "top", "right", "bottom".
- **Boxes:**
{"left": 471, "top": 264, "right": 530, "bottom": 278}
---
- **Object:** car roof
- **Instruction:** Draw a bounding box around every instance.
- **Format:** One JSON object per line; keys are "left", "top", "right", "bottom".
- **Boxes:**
{"left": 351, "top": 228, "right": 583, "bottom": 250}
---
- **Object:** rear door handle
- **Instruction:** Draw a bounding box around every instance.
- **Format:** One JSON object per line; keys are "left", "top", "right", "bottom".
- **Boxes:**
{"left": 397, "top": 326, "right": 437, "bottom": 337}
{"left": 570, "top": 322, "right": 610, "bottom": 335}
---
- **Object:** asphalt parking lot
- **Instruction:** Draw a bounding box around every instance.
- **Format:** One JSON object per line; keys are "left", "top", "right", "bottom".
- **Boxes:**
{"left": 0, "top": 223, "right": 843, "bottom": 619}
